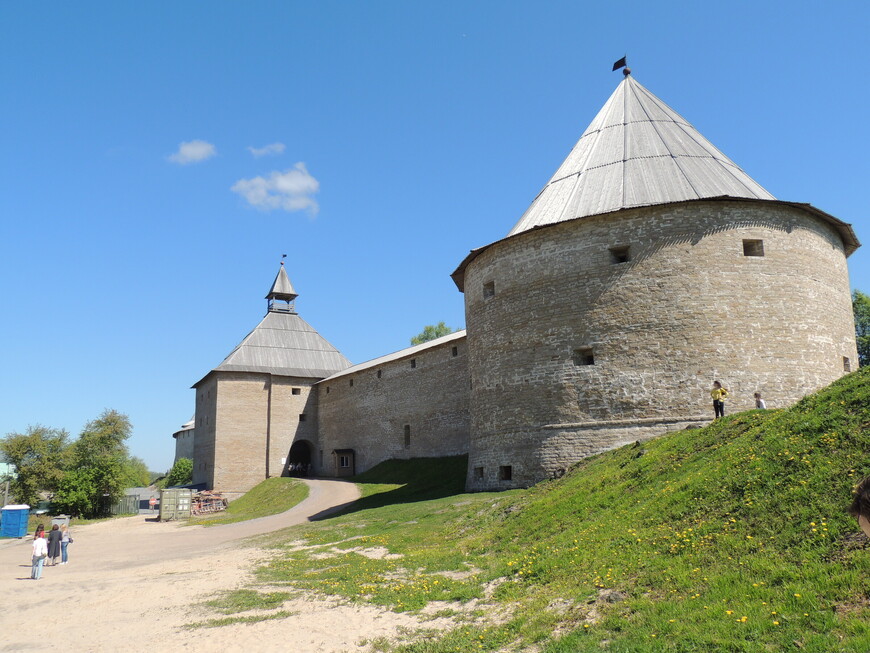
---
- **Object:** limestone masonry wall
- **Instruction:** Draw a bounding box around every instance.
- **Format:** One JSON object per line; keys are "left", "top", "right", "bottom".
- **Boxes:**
{"left": 463, "top": 200, "right": 857, "bottom": 490}
{"left": 317, "top": 336, "right": 470, "bottom": 476}
{"left": 192, "top": 375, "right": 217, "bottom": 489}
{"left": 194, "top": 372, "right": 320, "bottom": 493}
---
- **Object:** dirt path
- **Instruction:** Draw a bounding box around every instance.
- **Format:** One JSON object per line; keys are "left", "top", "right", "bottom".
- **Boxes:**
{"left": 0, "top": 478, "right": 443, "bottom": 652}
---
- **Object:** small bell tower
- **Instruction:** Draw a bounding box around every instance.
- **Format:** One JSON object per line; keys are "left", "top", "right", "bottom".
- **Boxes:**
{"left": 266, "top": 259, "right": 298, "bottom": 314}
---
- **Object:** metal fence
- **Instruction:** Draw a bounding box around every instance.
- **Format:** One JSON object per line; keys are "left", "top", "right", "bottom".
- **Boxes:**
{"left": 108, "top": 494, "right": 140, "bottom": 515}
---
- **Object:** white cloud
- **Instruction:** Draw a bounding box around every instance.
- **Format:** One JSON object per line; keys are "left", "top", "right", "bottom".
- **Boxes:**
{"left": 247, "top": 142, "right": 286, "bottom": 158}
{"left": 168, "top": 140, "right": 217, "bottom": 164}
{"left": 231, "top": 163, "right": 320, "bottom": 215}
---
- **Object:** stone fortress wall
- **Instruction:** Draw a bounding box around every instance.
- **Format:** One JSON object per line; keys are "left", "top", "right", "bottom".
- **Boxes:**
{"left": 316, "top": 332, "right": 470, "bottom": 476}
{"left": 193, "top": 372, "right": 319, "bottom": 492}
{"left": 172, "top": 425, "right": 195, "bottom": 462}
{"left": 461, "top": 199, "right": 858, "bottom": 490}
{"left": 187, "top": 75, "right": 860, "bottom": 495}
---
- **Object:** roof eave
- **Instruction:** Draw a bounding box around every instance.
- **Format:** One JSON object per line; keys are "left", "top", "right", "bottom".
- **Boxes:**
{"left": 318, "top": 329, "right": 467, "bottom": 383}
{"left": 451, "top": 197, "right": 860, "bottom": 291}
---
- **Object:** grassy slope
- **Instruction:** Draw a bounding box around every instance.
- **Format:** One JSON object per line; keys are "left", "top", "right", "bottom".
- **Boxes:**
{"left": 249, "top": 369, "right": 870, "bottom": 652}
{"left": 187, "top": 477, "right": 308, "bottom": 526}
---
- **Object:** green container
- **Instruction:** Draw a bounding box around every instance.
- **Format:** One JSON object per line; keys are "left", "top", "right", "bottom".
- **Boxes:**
{"left": 159, "top": 488, "right": 192, "bottom": 521}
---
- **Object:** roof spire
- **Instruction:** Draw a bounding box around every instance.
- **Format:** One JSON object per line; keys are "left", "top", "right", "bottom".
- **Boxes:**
{"left": 266, "top": 258, "right": 298, "bottom": 313}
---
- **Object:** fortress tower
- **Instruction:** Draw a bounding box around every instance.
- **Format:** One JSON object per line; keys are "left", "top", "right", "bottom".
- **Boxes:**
{"left": 453, "top": 72, "right": 860, "bottom": 490}
{"left": 192, "top": 263, "right": 351, "bottom": 492}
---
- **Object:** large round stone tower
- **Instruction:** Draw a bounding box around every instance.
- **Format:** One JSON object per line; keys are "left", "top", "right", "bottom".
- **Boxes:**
{"left": 453, "top": 72, "right": 860, "bottom": 491}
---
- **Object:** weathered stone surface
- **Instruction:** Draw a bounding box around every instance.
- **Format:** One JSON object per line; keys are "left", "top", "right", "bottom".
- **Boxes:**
{"left": 193, "top": 372, "right": 320, "bottom": 493}
{"left": 462, "top": 200, "right": 857, "bottom": 490}
{"left": 191, "top": 201, "right": 857, "bottom": 495}
{"left": 317, "top": 337, "right": 470, "bottom": 476}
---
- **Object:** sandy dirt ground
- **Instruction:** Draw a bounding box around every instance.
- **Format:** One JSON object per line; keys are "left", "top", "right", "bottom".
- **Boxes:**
{"left": 0, "top": 479, "right": 448, "bottom": 653}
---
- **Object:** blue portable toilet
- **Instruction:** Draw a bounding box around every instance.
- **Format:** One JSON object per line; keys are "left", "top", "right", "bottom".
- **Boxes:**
{"left": 1, "top": 505, "right": 30, "bottom": 538}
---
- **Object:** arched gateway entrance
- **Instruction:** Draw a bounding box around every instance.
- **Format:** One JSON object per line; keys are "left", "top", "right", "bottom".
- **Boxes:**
{"left": 285, "top": 440, "right": 313, "bottom": 477}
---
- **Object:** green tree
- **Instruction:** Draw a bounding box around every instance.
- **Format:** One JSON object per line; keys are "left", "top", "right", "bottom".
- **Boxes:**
{"left": 410, "top": 321, "right": 456, "bottom": 345}
{"left": 0, "top": 426, "right": 70, "bottom": 507}
{"left": 119, "top": 456, "right": 151, "bottom": 488}
{"left": 165, "top": 457, "right": 193, "bottom": 487}
{"left": 855, "top": 290, "right": 870, "bottom": 368}
{"left": 53, "top": 468, "right": 105, "bottom": 516}
{"left": 53, "top": 409, "right": 133, "bottom": 517}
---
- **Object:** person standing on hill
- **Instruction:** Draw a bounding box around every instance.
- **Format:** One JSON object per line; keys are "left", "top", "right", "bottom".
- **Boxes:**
{"left": 849, "top": 476, "right": 870, "bottom": 538}
{"left": 31, "top": 525, "right": 47, "bottom": 580}
{"left": 46, "top": 524, "right": 62, "bottom": 566}
{"left": 711, "top": 381, "right": 729, "bottom": 419}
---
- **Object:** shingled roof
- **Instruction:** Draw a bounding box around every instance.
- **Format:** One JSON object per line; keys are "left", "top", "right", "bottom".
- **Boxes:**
{"left": 451, "top": 72, "right": 859, "bottom": 290}
{"left": 508, "top": 73, "right": 774, "bottom": 236}
{"left": 193, "top": 266, "right": 351, "bottom": 385}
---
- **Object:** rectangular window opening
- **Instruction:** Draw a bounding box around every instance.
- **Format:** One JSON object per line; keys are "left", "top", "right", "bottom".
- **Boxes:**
{"left": 499, "top": 465, "right": 513, "bottom": 481}
{"left": 299, "top": 414, "right": 307, "bottom": 422}
{"left": 404, "top": 424, "right": 411, "bottom": 448}
{"left": 377, "top": 369, "right": 382, "bottom": 379}
{"left": 844, "top": 356, "right": 852, "bottom": 372}
{"left": 609, "top": 245, "right": 630, "bottom": 264}
{"left": 573, "top": 348, "right": 595, "bottom": 366}
{"left": 326, "top": 386, "right": 330, "bottom": 394}
{"left": 291, "top": 387, "right": 301, "bottom": 395}
{"left": 339, "top": 455, "right": 350, "bottom": 468}
{"left": 474, "top": 466, "right": 484, "bottom": 480}
{"left": 349, "top": 378, "right": 354, "bottom": 387}
{"left": 743, "top": 239, "right": 765, "bottom": 257}
{"left": 451, "top": 346, "right": 458, "bottom": 357}
{"left": 483, "top": 281, "right": 495, "bottom": 299}
{"left": 410, "top": 359, "right": 417, "bottom": 369}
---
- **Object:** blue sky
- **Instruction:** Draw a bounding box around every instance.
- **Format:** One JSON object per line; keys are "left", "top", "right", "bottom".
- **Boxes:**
{"left": 1, "top": 2, "right": 868, "bottom": 473}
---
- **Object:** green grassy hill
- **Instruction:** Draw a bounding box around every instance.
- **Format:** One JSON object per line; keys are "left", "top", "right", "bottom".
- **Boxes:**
{"left": 240, "top": 368, "right": 870, "bottom": 652}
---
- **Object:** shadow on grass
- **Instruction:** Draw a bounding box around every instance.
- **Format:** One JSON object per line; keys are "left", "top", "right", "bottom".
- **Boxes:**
{"left": 311, "top": 455, "right": 468, "bottom": 520}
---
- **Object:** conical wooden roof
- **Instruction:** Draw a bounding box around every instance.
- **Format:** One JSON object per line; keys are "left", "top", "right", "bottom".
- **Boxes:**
{"left": 266, "top": 263, "right": 298, "bottom": 301}
{"left": 507, "top": 74, "right": 774, "bottom": 236}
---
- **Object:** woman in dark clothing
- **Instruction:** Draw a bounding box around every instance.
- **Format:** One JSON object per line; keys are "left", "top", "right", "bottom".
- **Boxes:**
{"left": 46, "top": 524, "right": 62, "bottom": 566}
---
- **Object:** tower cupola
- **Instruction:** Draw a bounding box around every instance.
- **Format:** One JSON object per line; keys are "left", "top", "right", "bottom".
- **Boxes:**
{"left": 266, "top": 261, "right": 298, "bottom": 314}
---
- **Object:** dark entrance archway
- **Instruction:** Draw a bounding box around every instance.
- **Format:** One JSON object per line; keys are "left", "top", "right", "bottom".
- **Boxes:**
{"left": 285, "top": 440, "right": 312, "bottom": 477}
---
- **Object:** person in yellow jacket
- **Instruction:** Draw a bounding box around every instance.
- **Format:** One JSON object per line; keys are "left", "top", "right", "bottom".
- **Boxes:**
{"left": 711, "top": 381, "right": 729, "bottom": 419}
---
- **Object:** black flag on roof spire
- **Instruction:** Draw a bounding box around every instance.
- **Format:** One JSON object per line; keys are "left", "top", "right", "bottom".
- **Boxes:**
{"left": 612, "top": 56, "right": 627, "bottom": 71}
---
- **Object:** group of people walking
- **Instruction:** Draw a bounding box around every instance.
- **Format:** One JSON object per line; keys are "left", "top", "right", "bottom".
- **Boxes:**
{"left": 287, "top": 461, "right": 311, "bottom": 477}
{"left": 30, "top": 523, "right": 72, "bottom": 580}
{"left": 709, "top": 381, "right": 767, "bottom": 419}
